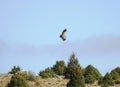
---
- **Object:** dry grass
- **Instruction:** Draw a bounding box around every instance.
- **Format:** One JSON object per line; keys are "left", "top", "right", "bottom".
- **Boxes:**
{"left": 0, "top": 74, "right": 120, "bottom": 87}
{"left": 28, "top": 76, "right": 69, "bottom": 87}
{"left": 0, "top": 74, "right": 12, "bottom": 87}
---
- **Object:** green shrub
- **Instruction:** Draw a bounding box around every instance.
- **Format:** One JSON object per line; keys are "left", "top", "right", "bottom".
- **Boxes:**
{"left": 35, "top": 81, "right": 40, "bottom": 86}
{"left": 7, "top": 74, "right": 29, "bottom": 87}
{"left": 101, "top": 83, "right": 109, "bottom": 87}
{"left": 19, "top": 71, "right": 36, "bottom": 81}
{"left": 52, "top": 60, "right": 66, "bottom": 75}
{"left": 39, "top": 68, "right": 55, "bottom": 78}
{"left": 115, "top": 79, "right": 120, "bottom": 84}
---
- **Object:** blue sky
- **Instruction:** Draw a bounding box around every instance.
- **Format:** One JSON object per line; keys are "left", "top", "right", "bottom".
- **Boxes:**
{"left": 0, "top": 0, "right": 120, "bottom": 75}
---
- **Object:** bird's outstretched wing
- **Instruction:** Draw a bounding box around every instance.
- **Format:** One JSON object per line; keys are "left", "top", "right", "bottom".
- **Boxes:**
{"left": 60, "top": 29, "right": 67, "bottom": 41}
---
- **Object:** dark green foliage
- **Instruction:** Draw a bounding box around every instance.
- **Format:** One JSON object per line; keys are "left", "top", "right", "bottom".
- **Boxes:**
{"left": 110, "top": 67, "right": 120, "bottom": 84}
{"left": 66, "top": 53, "right": 85, "bottom": 87}
{"left": 84, "top": 73, "right": 95, "bottom": 84}
{"left": 39, "top": 67, "right": 55, "bottom": 78}
{"left": 110, "top": 70, "right": 119, "bottom": 80}
{"left": 52, "top": 60, "right": 66, "bottom": 75}
{"left": 67, "top": 53, "right": 81, "bottom": 68}
{"left": 103, "top": 72, "right": 114, "bottom": 86}
{"left": 67, "top": 66, "right": 85, "bottom": 87}
{"left": 84, "top": 65, "right": 101, "bottom": 84}
{"left": 8, "top": 66, "right": 21, "bottom": 75}
{"left": 65, "top": 53, "right": 81, "bottom": 78}
{"left": 98, "top": 72, "right": 114, "bottom": 86}
{"left": 113, "top": 67, "right": 120, "bottom": 75}
{"left": 7, "top": 74, "right": 29, "bottom": 87}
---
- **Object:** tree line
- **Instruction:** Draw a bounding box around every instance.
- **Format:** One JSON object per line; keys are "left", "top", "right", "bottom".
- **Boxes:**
{"left": 6, "top": 53, "right": 120, "bottom": 87}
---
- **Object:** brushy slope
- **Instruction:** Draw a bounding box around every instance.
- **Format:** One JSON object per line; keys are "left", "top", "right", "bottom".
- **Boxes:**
{"left": 0, "top": 74, "right": 120, "bottom": 87}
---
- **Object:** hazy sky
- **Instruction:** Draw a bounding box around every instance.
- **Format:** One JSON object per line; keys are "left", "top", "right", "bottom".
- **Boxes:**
{"left": 0, "top": 0, "right": 120, "bottom": 75}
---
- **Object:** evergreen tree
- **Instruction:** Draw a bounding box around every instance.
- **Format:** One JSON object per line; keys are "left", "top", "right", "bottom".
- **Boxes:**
{"left": 110, "top": 67, "right": 120, "bottom": 84}
{"left": 84, "top": 65, "right": 101, "bottom": 84}
{"left": 9, "top": 66, "right": 21, "bottom": 75}
{"left": 84, "top": 73, "right": 95, "bottom": 84}
{"left": 110, "top": 70, "right": 119, "bottom": 80}
{"left": 98, "top": 72, "right": 114, "bottom": 86}
{"left": 113, "top": 67, "right": 120, "bottom": 76}
{"left": 66, "top": 53, "right": 85, "bottom": 87}
{"left": 65, "top": 53, "right": 81, "bottom": 78}
{"left": 103, "top": 72, "right": 114, "bottom": 86}
{"left": 52, "top": 60, "right": 66, "bottom": 75}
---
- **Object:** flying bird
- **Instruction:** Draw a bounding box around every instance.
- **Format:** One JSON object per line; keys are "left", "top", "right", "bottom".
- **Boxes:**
{"left": 60, "top": 29, "right": 67, "bottom": 41}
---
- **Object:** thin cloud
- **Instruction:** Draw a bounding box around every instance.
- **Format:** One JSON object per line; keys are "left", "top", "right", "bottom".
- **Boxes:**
{"left": 41, "top": 35, "right": 120, "bottom": 57}
{"left": 0, "top": 35, "right": 120, "bottom": 57}
{"left": 0, "top": 39, "right": 8, "bottom": 55}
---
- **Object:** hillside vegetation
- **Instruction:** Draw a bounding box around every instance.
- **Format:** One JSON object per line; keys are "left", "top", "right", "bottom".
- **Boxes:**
{"left": 0, "top": 74, "right": 120, "bottom": 87}
{"left": 1, "top": 53, "right": 120, "bottom": 87}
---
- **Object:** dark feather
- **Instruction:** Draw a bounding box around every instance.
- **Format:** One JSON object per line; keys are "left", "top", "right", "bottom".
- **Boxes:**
{"left": 60, "top": 29, "right": 67, "bottom": 41}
